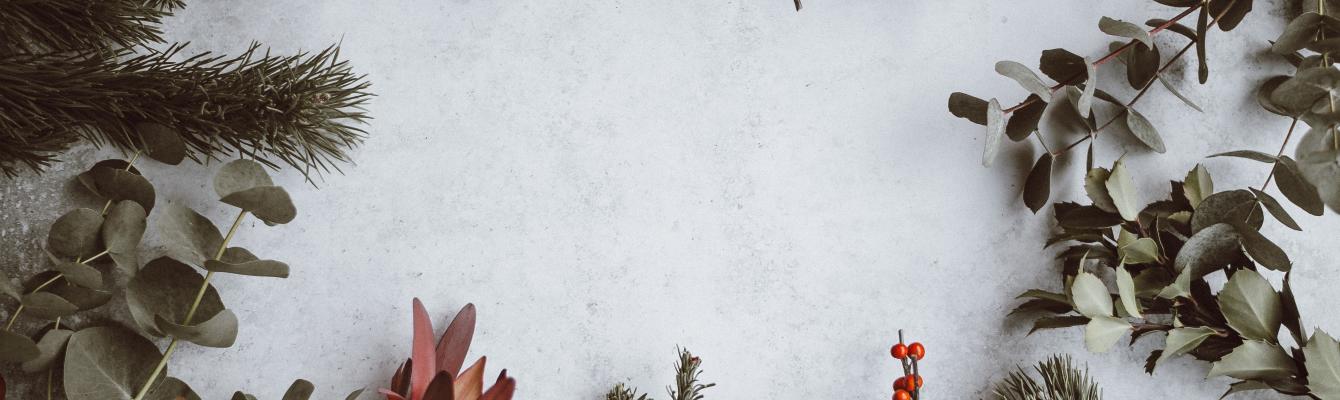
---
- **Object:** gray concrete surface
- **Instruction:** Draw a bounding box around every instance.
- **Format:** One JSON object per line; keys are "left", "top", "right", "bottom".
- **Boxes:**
{"left": 1, "top": 0, "right": 1334, "bottom": 398}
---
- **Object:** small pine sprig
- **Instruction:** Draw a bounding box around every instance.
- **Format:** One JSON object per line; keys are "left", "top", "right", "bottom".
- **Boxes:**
{"left": 606, "top": 383, "right": 649, "bottom": 400}
{"left": 668, "top": 348, "right": 714, "bottom": 400}
{"left": 992, "top": 355, "right": 1102, "bottom": 400}
{"left": 0, "top": 0, "right": 182, "bottom": 55}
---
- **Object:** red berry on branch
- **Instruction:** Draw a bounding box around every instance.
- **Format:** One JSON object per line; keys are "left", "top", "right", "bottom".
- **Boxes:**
{"left": 890, "top": 343, "right": 908, "bottom": 359}
{"left": 894, "top": 389, "right": 912, "bottom": 400}
{"left": 894, "top": 377, "right": 906, "bottom": 391}
{"left": 909, "top": 342, "right": 925, "bottom": 360}
{"left": 903, "top": 374, "right": 922, "bottom": 390}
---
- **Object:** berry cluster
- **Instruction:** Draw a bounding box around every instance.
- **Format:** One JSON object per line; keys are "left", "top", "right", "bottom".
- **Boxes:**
{"left": 888, "top": 330, "right": 924, "bottom": 400}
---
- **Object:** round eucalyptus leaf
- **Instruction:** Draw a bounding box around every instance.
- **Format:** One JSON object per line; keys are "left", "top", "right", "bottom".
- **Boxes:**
{"left": 948, "top": 92, "right": 988, "bottom": 126}
{"left": 0, "top": 329, "right": 40, "bottom": 363}
{"left": 1294, "top": 127, "right": 1340, "bottom": 213}
{"left": 1039, "top": 48, "right": 1087, "bottom": 82}
{"left": 1126, "top": 42, "right": 1160, "bottom": 89}
{"left": 1023, "top": 153, "right": 1053, "bottom": 213}
{"left": 154, "top": 309, "right": 238, "bottom": 348}
{"left": 1174, "top": 223, "right": 1241, "bottom": 276}
{"left": 127, "top": 257, "right": 226, "bottom": 337}
{"left": 158, "top": 204, "right": 223, "bottom": 266}
{"left": 21, "top": 328, "right": 72, "bottom": 372}
{"left": 1190, "top": 190, "right": 1263, "bottom": 233}
{"left": 1271, "top": 67, "right": 1340, "bottom": 116}
{"left": 283, "top": 379, "right": 316, "bottom": 400}
{"left": 47, "top": 208, "right": 104, "bottom": 260}
{"left": 144, "top": 377, "right": 201, "bottom": 400}
{"left": 22, "top": 292, "right": 78, "bottom": 319}
{"left": 1273, "top": 156, "right": 1324, "bottom": 216}
{"left": 103, "top": 200, "right": 147, "bottom": 254}
{"left": 215, "top": 159, "right": 274, "bottom": 198}
{"left": 64, "top": 325, "right": 163, "bottom": 400}
{"left": 135, "top": 122, "right": 186, "bottom": 165}
{"left": 1256, "top": 76, "right": 1293, "bottom": 116}
{"left": 77, "top": 159, "right": 142, "bottom": 197}
{"left": 38, "top": 271, "right": 113, "bottom": 311}
{"left": 1098, "top": 16, "right": 1153, "bottom": 47}
{"left": 1218, "top": 269, "right": 1283, "bottom": 342}
{"left": 220, "top": 186, "right": 297, "bottom": 225}
{"left": 91, "top": 166, "right": 156, "bottom": 213}
{"left": 1272, "top": 13, "right": 1324, "bottom": 55}
{"left": 45, "top": 253, "right": 102, "bottom": 289}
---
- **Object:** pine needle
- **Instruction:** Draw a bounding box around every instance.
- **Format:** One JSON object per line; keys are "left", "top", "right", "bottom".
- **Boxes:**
{"left": 992, "top": 355, "right": 1102, "bottom": 400}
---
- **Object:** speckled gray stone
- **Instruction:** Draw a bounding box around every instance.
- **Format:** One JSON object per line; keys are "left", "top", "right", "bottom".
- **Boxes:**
{"left": 0, "top": 1, "right": 1333, "bottom": 399}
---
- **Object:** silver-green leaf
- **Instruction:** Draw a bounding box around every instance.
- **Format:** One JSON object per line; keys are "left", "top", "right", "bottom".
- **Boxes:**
{"left": 1218, "top": 269, "right": 1282, "bottom": 342}
{"left": 1208, "top": 340, "right": 1297, "bottom": 380}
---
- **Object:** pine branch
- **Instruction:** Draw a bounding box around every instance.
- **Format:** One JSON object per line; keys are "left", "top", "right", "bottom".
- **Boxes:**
{"left": 0, "top": 0, "right": 181, "bottom": 55}
{"left": 668, "top": 348, "right": 714, "bottom": 400}
{"left": 993, "top": 355, "right": 1102, "bottom": 400}
{"left": 0, "top": 42, "right": 373, "bottom": 177}
{"left": 606, "top": 383, "right": 649, "bottom": 400}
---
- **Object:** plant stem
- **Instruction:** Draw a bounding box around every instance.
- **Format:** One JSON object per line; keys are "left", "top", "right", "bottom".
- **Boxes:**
{"left": 1262, "top": 118, "right": 1300, "bottom": 189}
{"left": 101, "top": 150, "right": 142, "bottom": 214}
{"left": 4, "top": 274, "right": 65, "bottom": 330}
{"left": 131, "top": 209, "right": 248, "bottom": 400}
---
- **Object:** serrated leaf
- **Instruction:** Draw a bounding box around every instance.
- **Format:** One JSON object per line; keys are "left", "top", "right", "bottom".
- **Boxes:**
{"left": 1159, "top": 326, "right": 1217, "bottom": 363}
{"left": 983, "top": 98, "right": 1006, "bottom": 167}
{"left": 215, "top": 159, "right": 275, "bottom": 198}
{"left": 1024, "top": 153, "right": 1053, "bottom": 213}
{"left": 22, "top": 292, "right": 78, "bottom": 319}
{"left": 1159, "top": 267, "right": 1193, "bottom": 299}
{"left": 1191, "top": 190, "right": 1263, "bottom": 233}
{"left": 1234, "top": 223, "right": 1291, "bottom": 271}
{"left": 158, "top": 205, "right": 223, "bottom": 266}
{"left": 155, "top": 310, "right": 238, "bottom": 348}
{"left": 1071, "top": 272, "right": 1113, "bottom": 318}
{"left": 1306, "top": 330, "right": 1340, "bottom": 399}
{"left": 1273, "top": 13, "right": 1324, "bottom": 55}
{"left": 1274, "top": 156, "right": 1325, "bottom": 216}
{"left": 1210, "top": 150, "right": 1278, "bottom": 163}
{"left": 135, "top": 122, "right": 186, "bottom": 165}
{"left": 1120, "top": 238, "right": 1160, "bottom": 264}
{"left": 47, "top": 208, "right": 104, "bottom": 260}
{"left": 1218, "top": 269, "right": 1282, "bottom": 341}
{"left": 996, "top": 61, "right": 1054, "bottom": 102}
{"left": 1005, "top": 95, "right": 1045, "bottom": 142}
{"left": 0, "top": 330, "right": 40, "bottom": 363}
{"left": 1105, "top": 158, "right": 1140, "bottom": 221}
{"left": 127, "top": 258, "right": 226, "bottom": 337}
{"left": 1124, "top": 109, "right": 1166, "bottom": 153}
{"left": 1083, "top": 167, "right": 1118, "bottom": 213}
{"left": 63, "top": 325, "right": 163, "bottom": 400}
{"left": 1085, "top": 316, "right": 1131, "bottom": 353}
{"left": 1221, "top": 380, "right": 1273, "bottom": 398}
{"left": 21, "top": 328, "right": 72, "bottom": 372}
{"left": 220, "top": 186, "right": 297, "bottom": 225}
{"left": 1100, "top": 17, "right": 1153, "bottom": 46}
{"left": 1208, "top": 340, "right": 1297, "bottom": 380}
{"left": 1251, "top": 188, "right": 1301, "bottom": 230}
{"left": 1116, "top": 265, "right": 1141, "bottom": 317}
{"left": 948, "top": 92, "right": 988, "bottom": 125}
{"left": 1184, "top": 164, "right": 1212, "bottom": 208}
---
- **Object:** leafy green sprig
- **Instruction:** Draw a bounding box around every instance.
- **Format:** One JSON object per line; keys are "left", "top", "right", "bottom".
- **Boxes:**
{"left": 605, "top": 348, "right": 715, "bottom": 400}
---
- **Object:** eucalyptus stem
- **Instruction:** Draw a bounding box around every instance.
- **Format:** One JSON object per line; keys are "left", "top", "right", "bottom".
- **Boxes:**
{"left": 101, "top": 150, "right": 141, "bottom": 214}
{"left": 131, "top": 209, "right": 248, "bottom": 400}
{"left": 4, "top": 272, "right": 67, "bottom": 330}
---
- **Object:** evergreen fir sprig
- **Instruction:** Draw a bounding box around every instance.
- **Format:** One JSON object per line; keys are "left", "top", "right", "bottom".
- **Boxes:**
{"left": 0, "top": 42, "right": 373, "bottom": 177}
{"left": 606, "top": 383, "right": 649, "bottom": 400}
{"left": 0, "top": 0, "right": 181, "bottom": 55}
{"left": 993, "top": 355, "right": 1102, "bottom": 400}
{"left": 605, "top": 348, "right": 714, "bottom": 400}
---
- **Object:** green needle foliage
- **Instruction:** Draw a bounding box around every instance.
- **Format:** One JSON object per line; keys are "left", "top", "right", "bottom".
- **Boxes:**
{"left": 0, "top": 0, "right": 182, "bottom": 54}
{"left": 992, "top": 355, "right": 1102, "bottom": 400}
{"left": 605, "top": 348, "right": 714, "bottom": 400}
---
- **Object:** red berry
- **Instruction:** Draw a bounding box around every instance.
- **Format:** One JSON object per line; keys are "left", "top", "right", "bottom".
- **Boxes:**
{"left": 890, "top": 343, "right": 908, "bottom": 359}
{"left": 894, "top": 389, "right": 912, "bottom": 400}
{"left": 909, "top": 342, "right": 925, "bottom": 360}
{"left": 903, "top": 374, "right": 922, "bottom": 390}
{"left": 893, "top": 377, "right": 906, "bottom": 391}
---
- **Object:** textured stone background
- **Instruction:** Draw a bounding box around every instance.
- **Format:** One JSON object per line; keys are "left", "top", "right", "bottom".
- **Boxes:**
{"left": 1, "top": 0, "right": 1336, "bottom": 398}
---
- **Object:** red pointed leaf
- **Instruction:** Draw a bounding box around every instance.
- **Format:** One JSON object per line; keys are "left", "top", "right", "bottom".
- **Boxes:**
{"left": 378, "top": 389, "right": 407, "bottom": 400}
{"left": 422, "top": 372, "right": 455, "bottom": 400}
{"left": 412, "top": 298, "right": 437, "bottom": 399}
{"left": 454, "top": 357, "right": 486, "bottom": 400}
{"left": 437, "top": 303, "right": 476, "bottom": 376}
{"left": 480, "top": 370, "right": 510, "bottom": 400}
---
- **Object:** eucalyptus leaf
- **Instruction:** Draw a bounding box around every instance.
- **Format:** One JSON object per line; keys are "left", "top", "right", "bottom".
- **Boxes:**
{"left": 1158, "top": 74, "right": 1203, "bottom": 112}
{"left": 1191, "top": 190, "right": 1262, "bottom": 233}
{"left": 21, "top": 328, "right": 72, "bottom": 372}
{"left": 1055, "top": 203, "right": 1122, "bottom": 228}
{"left": 47, "top": 256, "right": 102, "bottom": 289}
{"left": 220, "top": 186, "right": 297, "bottom": 225}
{"left": 64, "top": 325, "right": 164, "bottom": 400}
{"left": 1039, "top": 48, "right": 1088, "bottom": 83}
{"left": 47, "top": 208, "right": 104, "bottom": 260}
{"left": 1146, "top": 18, "right": 1197, "bottom": 40}
{"left": 1085, "top": 316, "right": 1131, "bottom": 353}
{"left": 135, "top": 122, "right": 186, "bottom": 165}
{"left": 284, "top": 379, "right": 316, "bottom": 400}
{"left": 1077, "top": 60, "right": 1096, "bottom": 117}
{"left": 1195, "top": 5, "right": 1208, "bottom": 83}
{"left": 1295, "top": 135, "right": 1340, "bottom": 214}
{"left": 1099, "top": 17, "right": 1153, "bottom": 47}
{"left": 983, "top": 98, "right": 1006, "bottom": 167}
{"left": 77, "top": 159, "right": 142, "bottom": 197}
{"left": 43, "top": 272, "right": 113, "bottom": 311}
{"left": 1158, "top": 326, "right": 1217, "bottom": 363}
{"left": 144, "top": 377, "right": 201, "bottom": 400}
{"left": 0, "top": 329, "right": 40, "bottom": 363}
{"left": 1257, "top": 76, "right": 1292, "bottom": 116}
{"left": 1210, "top": 150, "right": 1278, "bottom": 163}
{"left": 204, "top": 258, "right": 290, "bottom": 278}
{"left": 155, "top": 310, "right": 238, "bottom": 348}
{"left": 1123, "top": 108, "right": 1166, "bottom": 153}
{"left": 1251, "top": 188, "right": 1302, "bottom": 231}
{"left": 103, "top": 200, "right": 147, "bottom": 255}
{"left": 1127, "top": 42, "right": 1160, "bottom": 89}
{"left": 1218, "top": 269, "right": 1282, "bottom": 342}
{"left": 1116, "top": 265, "right": 1141, "bottom": 318}
{"left": 346, "top": 389, "right": 366, "bottom": 400}
{"left": 1271, "top": 67, "right": 1340, "bottom": 116}
{"left": 1105, "top": 158, "right": 1140, "bottom": 221}
{"left": 22, "top": 292, "right": 78, "bottom": 319}
{"left": 1274, "top": 156, "right": 1325, "bottom": 216}
{"left": 215, "top": 159, "right": 274, "bottom": 198}
{"left": 1305, "top": 330, "right": 1340, "bottom": 399}
{"left": 1273, "top": 13, "right": 1324, "bottom": 55}
{"left": 158, "top": 204, "right": 223, "bottom": 266}
{"left": 1208, "top": 340, "right": 1297, "bottom": 380}
{"left": 948, "top": 92, "right": 988, "bottom": 125}
{"left": 1084, "top": 167, "right": 1119, "bottom": 213}
{"left": 996, "top": 61, "right": 1054, "bottom": 102}
{"left": 1184, "top": 164, "right": 1212, "bottom": 208}
{"left": 127, "top": 258, "right": 226, "bottom": 337}
{"left": 1234, "top": 223, "right": 1292, "bottom": 271}
{"left": 1005, "top": 95, "right": 1045, "bottom": 142}
{"left": 1071, "top": 272, "right": 1113, "bottom": 318}
{"left": 91, "top": 167, "right": 156, "bottom": 212}
{"left": 1023, "top": 153, "right": 1053, "bottom": 213}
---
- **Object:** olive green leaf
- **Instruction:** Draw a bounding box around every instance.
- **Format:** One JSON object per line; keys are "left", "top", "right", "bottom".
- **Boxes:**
{"left": 1257, "top": 76, "right": 1293, "bottom": 116}
{"left": 983, "top": 98, "right": 1006, "bottom": 167}
{"left": 1127, "top": 43, "right": 1160, "bottom": 88}
{"left": 345, "top": 389, "right": 366, "bottom": 400}
{"left": 47, "top": 208, "right": 104, "bottom": 260}
{"left": 1017, "top": 289, "right": 1070, "bottom": 304}
{"left": 64, "top": 325, "right": 164, "bottom": 400}
{"left": 1077, "top": 60, "right": 1096, "bottom": 117}
{"left": 22, "top": 292, "right": 78, "bottom": 319}
{"left": 1195, "top": 5, "right": 1209, "bottom": 83}
{"left": 1235, "top": 223, "right": 1291, "bottom": 271}
{"left": 1184, "top": 164, "right": 1213, "bottom": 208}
{"left": 284, "top": 379, "right": 316, "bottom": 400}
{"left": 1123, "top": 108, "right": 1166, "bottom": 153}
{"left": 1208, "top": 340, "right": 1297, "bottom": 380}
{"left": 154, "top": 310, "right": 238, "bottom": 348}
{"left": 1071, "top": 272, "right": 1113, "bottom": 318}
{"left": 1251, "top": 188, "right": 1301, "bottom": 230}
{"left": 1006, "top": 95, "right": 1045, "bottom": 142}
{"left": 214, "top": 159, "right": 274, "bottom": 198}
{"left": 158, "top": 204, "right": 223, "bottom": 266}
{"left": 1146, "top": 18, "right": 1197, "bottom": 41}
{"left": 43, "top": 272, "right": 113, "bottom": 311}
{"left": 144, "top": 377, "right": 201, "bottom": 400}
{"left": 1271, "top": 67, "right": 1340, "bottom": 116}
{"left": 77, "top": 159, "right": 142, "bottom": 197}
{"left": 204, "top": 247, "right": 289, "bottom": 278}
{"left": 1039, "top": 48, "right": 1087, "bottom": 83}
{"left": 1119, "top": 237, "right": 1160, "bottom": 265}
{"left": 1305, "top": 330, "right": 1340, "bottom": 399}
{"left": 21, "top": 328, "right": 72, "bottom": 372}
{"left": 1221, "top": 381, "right": 1273, "bottom": 398}
{"left": 127, "top": 258, "right": 226, "bottom": 337}
{"left": 1158, "top": 75, "right": 1203, "bottom": 112}
{"left": 1158, "top": 267, "right": 1193, "bottom": 299}
{"left": 948, "top": 92, "right": 988, "bottom": 125}
{"left": 1218, "top": 269, "right": 1282, "bottom": 342}
{"left": 1105, "top": 158, "right": 1140, "bottom": 221}
{"left": 1207, "top": 0, "right": 1251, "bottom": 31}
{"left": 1116, "top": 265, "right": 1141, "bottom": 318}
{"left": 135, "top": 122, "right": 186, "bottom": 165}
{"left": 232, "top": 393, "right": 258, "bottom": 400}
{"left": 1024, "top": 153, "right": 1053, "bottom": 213}
{"left": 1210, "top": 150, "right": 1278, "bottom": 163}
{"left": 1029, "top": 316, "right": 1089, "bottom": 335}
{"left": 1191, "top": 190, "right": 1262, "bottom": 233}
{"left": 1084, "top": 167, "right": 1119, "bottom": 213}
{"left": 0, "top": 329, "right": 40, "bottom": 363}
{"left": 996, "top": 61, "right": 1054, "bottom": 102}
{"left": 1099, "top": 17, "right": 1153, "bottom": 47}
{"left": 220, "top": 186, "right": 297, "bottom": 225}
{"left": 1273, "top": 13, "right": 1324, "bottom": 55}
{"left": 1173, "top": 223, "right": 1240, "bottom": 276}
{"left": 91, "top": 166, "right": 156, "bottom": 213}
{"left": 103, "top": 200, "right": 147, "bottom": 254}
{"left": 1296, "top": 130, "right": 1340, "bottom": 213}
{"left": 46, "top": 253, "right": 102, "bottom": 289}
{"left": 1055, "top": 203, "right": 1122, "bottom": 228}
{"left": 1085, "top": 316, "right": 1131, "bottom": 353}
{"left": 1158, "top": 326, "right": 1217, "bottom": 363}
{"left": 1274, "top": 156, "right": 1325, "bottom": 216}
